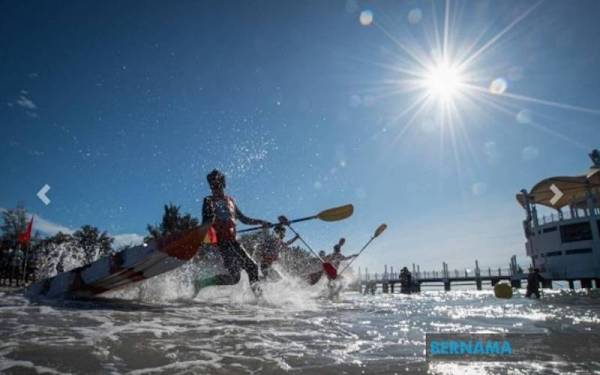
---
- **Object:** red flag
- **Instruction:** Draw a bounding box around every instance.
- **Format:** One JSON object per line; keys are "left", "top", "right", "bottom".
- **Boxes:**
{"left": 17, "top": 217, "right": 34, "bottom": 246}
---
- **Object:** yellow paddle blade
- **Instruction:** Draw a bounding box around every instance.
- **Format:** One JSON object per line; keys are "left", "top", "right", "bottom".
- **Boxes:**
{"left": 374, "top": 223, "right": 387, "bottom": 238}
{"left": 316, "top": 204, "right": 354, "bottom": 222}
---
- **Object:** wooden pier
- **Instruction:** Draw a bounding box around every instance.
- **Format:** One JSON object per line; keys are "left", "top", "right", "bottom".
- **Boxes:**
{"left": 358, "top": 257, "right": 527, "bottom": 293}
{"left": 357, "top": 255, "right": 600, "bottom": 293}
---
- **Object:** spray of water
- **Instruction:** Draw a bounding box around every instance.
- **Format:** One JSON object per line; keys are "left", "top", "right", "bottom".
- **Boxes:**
{"left": 104, "top": 254, "right": 355, "bottom": 311}
{"left": 36, "top": 242, "right": 88, "bottom": 280}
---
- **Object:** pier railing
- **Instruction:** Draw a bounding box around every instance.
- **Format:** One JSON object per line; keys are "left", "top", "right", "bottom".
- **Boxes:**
{"left": 357, "top": 256, "right": 525, "bottom": 284}
{"left": 354, "top": 256, "right": 527, "bottom": 292}
{"left": 538, "top": 207, "right": 600, "bottom": 225}
{"left": 359, "top": 267, "right": 514, "bottom": 282}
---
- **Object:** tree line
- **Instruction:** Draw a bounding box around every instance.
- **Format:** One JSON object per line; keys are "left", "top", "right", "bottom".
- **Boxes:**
{"left": 0, "top": 203, "right": 314, "bottom": 287}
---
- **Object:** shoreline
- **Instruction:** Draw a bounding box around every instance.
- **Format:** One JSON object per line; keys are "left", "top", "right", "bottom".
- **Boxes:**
{"left": 0, "top": 286, "right": 23, "bottom": 293}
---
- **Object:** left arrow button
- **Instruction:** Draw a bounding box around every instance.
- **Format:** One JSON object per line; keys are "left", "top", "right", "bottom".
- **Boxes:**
{"left": 37, "top": 184, "right": 51, "bottom": 205}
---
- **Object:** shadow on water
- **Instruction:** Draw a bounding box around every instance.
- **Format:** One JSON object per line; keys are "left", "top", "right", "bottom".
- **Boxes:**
{"left": 24, "top": 292, "right": 172, "bottom": 312}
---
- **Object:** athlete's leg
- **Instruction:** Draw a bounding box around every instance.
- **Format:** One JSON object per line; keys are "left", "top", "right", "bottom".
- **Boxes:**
{"left": 261, "top": 262, "right": 283, "bottom": 282}
{"left": 260, "top": 262, "right": 270, "bottom": 279}
{"left": 193, "top": 244, "right": 242, "bottom": 296}
{"left": 235, "top": 243, "right": 259, "bottom": 284}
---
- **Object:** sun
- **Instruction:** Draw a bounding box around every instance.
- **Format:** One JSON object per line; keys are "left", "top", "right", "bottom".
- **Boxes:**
{"left": 423, "top": 62, "right": 464, "bottom": 101}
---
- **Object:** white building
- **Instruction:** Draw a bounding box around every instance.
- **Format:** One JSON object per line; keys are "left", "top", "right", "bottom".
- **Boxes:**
{"left": 516, "top": 150, "right": 600, "bottom": 285}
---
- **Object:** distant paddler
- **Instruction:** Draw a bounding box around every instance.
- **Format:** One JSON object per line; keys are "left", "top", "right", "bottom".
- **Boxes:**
{"left": 399, "top": 267, "right": 412, "bottom": 294}
{"left": 525, "top": 268, "right": 545, "bottom": 298}
{"left": 306, "top": 238, "right": 358, "bottom": 285}
{"left": 256, "top": 217, "right": 299, "bottom": 281}
{"left": 240, "top": 204, "right": 354, "bottom": 285}
{"left": 325, "top": 238, "right": 359, "bottom": 269}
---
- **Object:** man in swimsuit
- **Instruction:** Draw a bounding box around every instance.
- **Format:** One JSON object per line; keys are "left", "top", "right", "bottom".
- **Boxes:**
{"left": 194, "top": 169, "right": 272, "bottom": 296}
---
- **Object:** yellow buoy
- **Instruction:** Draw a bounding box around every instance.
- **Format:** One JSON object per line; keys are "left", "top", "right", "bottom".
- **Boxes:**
{"left": 494, "top": 283, "right": 513, "bottom": 299}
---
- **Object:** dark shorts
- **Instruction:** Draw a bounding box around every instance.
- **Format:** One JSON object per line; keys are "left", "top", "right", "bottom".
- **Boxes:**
{"left": 219, "top": 241, "right": 259, "bottom": 285}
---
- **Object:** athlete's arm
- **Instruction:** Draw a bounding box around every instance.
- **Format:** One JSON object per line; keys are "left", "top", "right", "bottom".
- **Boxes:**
{"left": 285, "top": 235, "right": 299, "bottom": 246}
{"left": 235, "top": 203, "right": 270, "bottom": 226}
{"left": 201, "top": 197, "right": 215, "bottom": 225}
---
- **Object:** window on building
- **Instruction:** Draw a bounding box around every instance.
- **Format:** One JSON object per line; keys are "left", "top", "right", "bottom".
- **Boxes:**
{"left": 560, "top": 222, "right": 592, "bottom": 243}
{"left": 545, "top": 251, "right": 562, "bottom": 257}
{"left": 565, "top": 248, "right": 593, "bottom": 255}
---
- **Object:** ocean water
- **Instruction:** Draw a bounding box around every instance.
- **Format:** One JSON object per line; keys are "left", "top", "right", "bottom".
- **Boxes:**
{"left": 1, "top": 271, "right": 600, "bottom": 374}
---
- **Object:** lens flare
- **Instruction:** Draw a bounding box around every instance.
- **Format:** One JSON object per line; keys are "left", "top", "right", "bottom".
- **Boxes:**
{"left": 359, "top": 10, "right": 373, "bottom": 26}
{"left": 408, "top": 8, "right": 423, "bottom": 25}
{"left": 489, "top": 78, "right": 508, "bottom": 95}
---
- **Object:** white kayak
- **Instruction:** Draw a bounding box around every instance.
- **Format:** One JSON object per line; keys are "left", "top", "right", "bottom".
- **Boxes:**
{"left": 27, "top": 225, "right": 210, "bottom": 299}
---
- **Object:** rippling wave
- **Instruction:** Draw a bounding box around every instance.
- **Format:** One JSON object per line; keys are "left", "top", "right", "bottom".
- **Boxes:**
{"left": 2, "top": 274, "right": 600, "bottom": 374}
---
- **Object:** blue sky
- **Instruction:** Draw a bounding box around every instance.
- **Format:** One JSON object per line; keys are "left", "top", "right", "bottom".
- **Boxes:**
{"left": 1, "top": 0, "right": 600, "bottom": 273}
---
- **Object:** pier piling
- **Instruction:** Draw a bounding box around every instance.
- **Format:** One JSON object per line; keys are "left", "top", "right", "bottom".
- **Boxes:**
{"left": 444, "top": 281, "right": 451, "bottom": 291}
{"left": 581, "top": 279, "right": 592, "bottom": 289}
{"left": 542, "top": 279, "right": 552, "bottom": 289}
{"left": 475, "top": 260, "right": 482, "bottom": 291}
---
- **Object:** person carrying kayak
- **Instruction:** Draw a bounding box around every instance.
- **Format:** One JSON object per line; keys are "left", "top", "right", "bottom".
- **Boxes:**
{"left": 306, "top": 239, "right": 357, "bottom": 285}
{"left": 257, "top": 219, "right": 299, "bottom": 281}
{"left": 194, "top": 169, "right": 272, "bottom": 296}
{"left": 325, "top": 238, "right": 358, "bottom": 268}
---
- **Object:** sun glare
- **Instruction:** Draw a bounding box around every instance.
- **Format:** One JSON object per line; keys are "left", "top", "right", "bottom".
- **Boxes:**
{"left": 424, "top": 62, "right": 463, "bottom": 100}
{"left": 367, "top": 0, "right": 599, "bottom": 164}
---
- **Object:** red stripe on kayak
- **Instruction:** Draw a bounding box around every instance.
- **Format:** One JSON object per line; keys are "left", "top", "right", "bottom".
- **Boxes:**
{"left": 70, "top": 269, "right": 110, "bottom": 295}
{"left": 108, "top": 252, "right": 145, "bottom": 283}
{"left": 120, "top": 268, "right": 147, "bottom": 282}
{"left": 67, "top": 254, "right": 147, "bottom": 296}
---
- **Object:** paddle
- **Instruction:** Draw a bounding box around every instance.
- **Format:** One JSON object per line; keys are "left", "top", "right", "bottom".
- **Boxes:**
{"left": 237, "top": 204, "right": 354, "bottom": 233}
{"left": 338, "top": 224, "right": 387, "bottom": 277}
{"left": 284, "top": 224, "right": 338, "bottom": 280}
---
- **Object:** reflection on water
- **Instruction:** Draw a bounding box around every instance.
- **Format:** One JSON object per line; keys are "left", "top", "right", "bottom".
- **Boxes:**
{"left": 2, "top": 279, "right": 600, "bottom": 374}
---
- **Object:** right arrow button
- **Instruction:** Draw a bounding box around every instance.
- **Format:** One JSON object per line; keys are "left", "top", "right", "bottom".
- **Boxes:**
{"left": 549, "top": 184, "right": 564, "bottom": 206}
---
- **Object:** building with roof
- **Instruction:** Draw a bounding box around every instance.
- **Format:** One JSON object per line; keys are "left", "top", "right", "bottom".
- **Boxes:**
{"left": 516, "top": 150, "right": 600, "bottom": 287}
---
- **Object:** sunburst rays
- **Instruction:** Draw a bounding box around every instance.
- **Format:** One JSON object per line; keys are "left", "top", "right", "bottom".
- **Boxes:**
{"left": 361, "top": 0, "right": 599, "bottom": 152}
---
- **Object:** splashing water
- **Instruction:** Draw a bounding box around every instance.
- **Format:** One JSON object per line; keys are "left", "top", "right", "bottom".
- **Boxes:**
{"left": 2, "top": 284, "right": 600, "bottom": 373}
{"left": 6, "top": 248, "right": 600, "bottom": 374}
{"left": 36, "top": 242, "right": 88, "bottom": 280}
